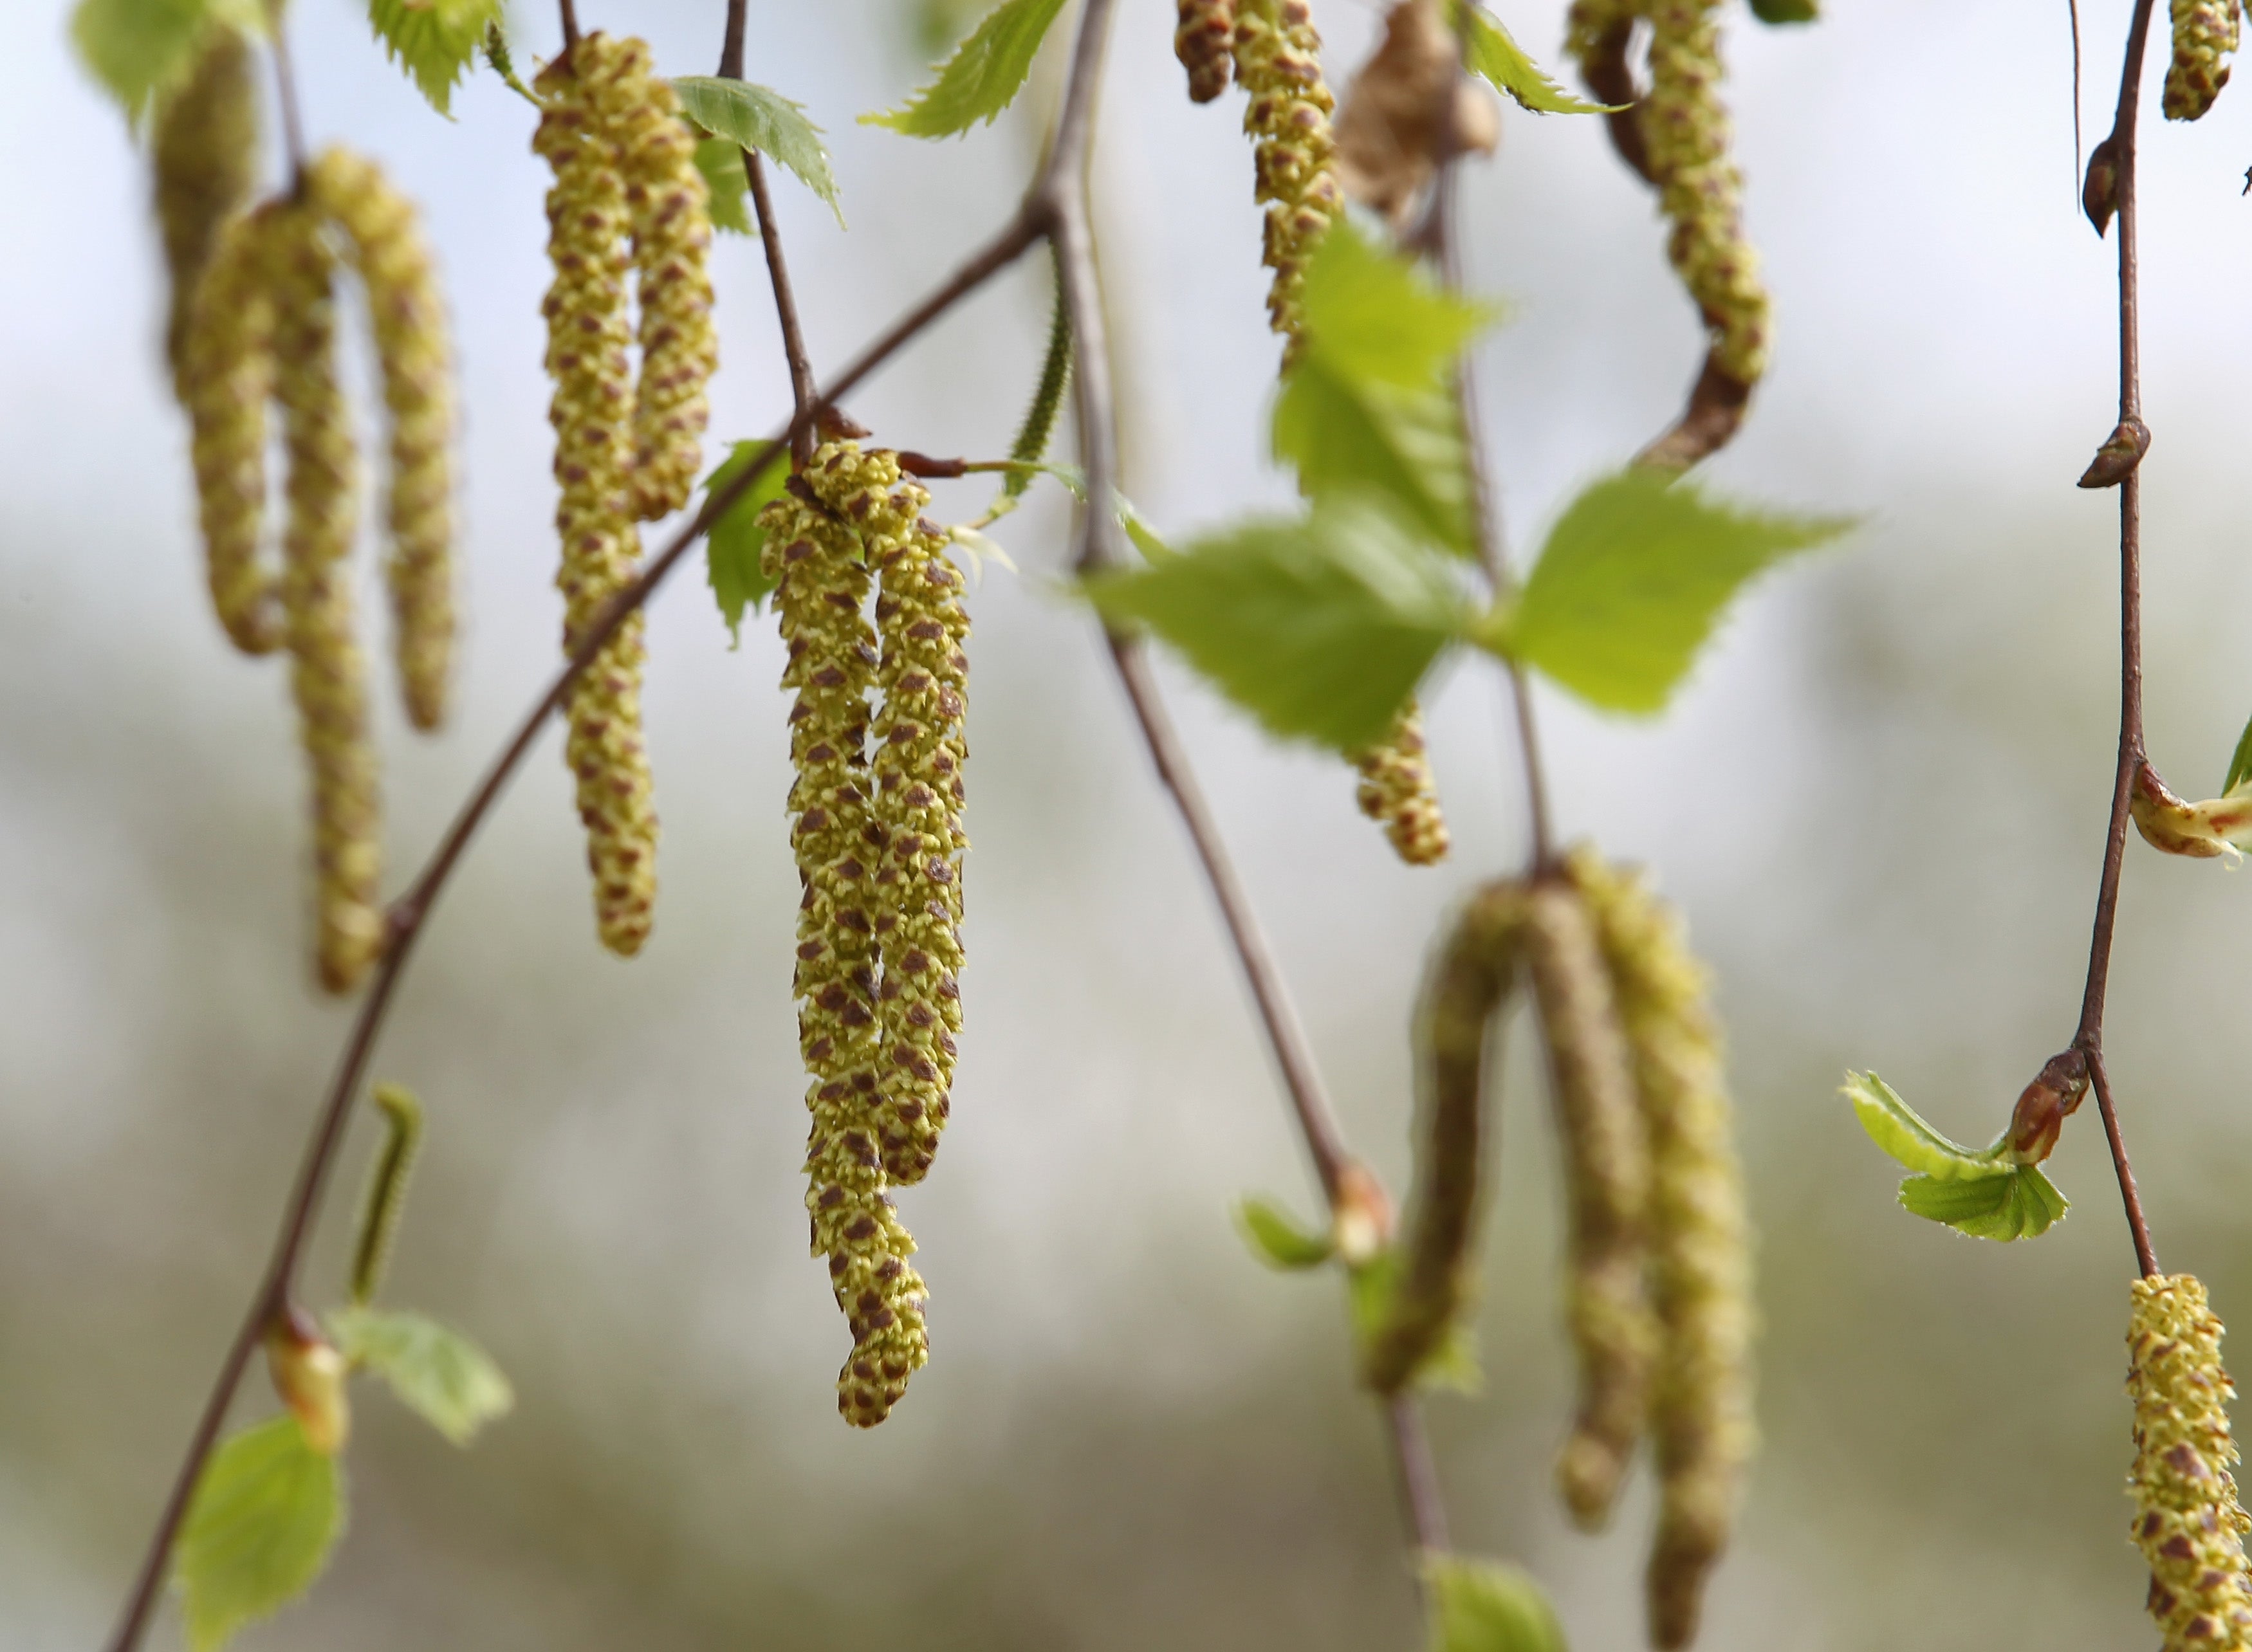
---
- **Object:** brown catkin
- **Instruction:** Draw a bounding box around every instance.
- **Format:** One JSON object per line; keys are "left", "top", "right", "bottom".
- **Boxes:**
{"left": 181, "top": 204, "right": 285, "bottom": 656}
{"left": 1177, "top": 0, "right": 1238, "bottom": 102}
{"left": 535, "top": 38, "right": 660, "bottom": 957}
{"left": 1526, "top": 878, "right": 1656, "bottom": 1534}
{"left": 1354, "top": 703, "right": 1450, "bottom": 866}
{"left": 761, "top": 441, "right": 932, "bottom": 1427}
{"left": 2127, "top": 1274, "right": 2252, "bottom": 1652}
{"left": 153, "top": 25, "right": 258, "bottom": 396}
{"left": 2166, "top": 0, "right": 2241, "bottom": 120}
{"left": 270, "top": 205, "right": 383, "bottom": 995}
{"left": 308, "top": 148, "right": 457, "bottom": 732}
{"left": 1567, "top": 846, "right": 1753, "bottom": 1652}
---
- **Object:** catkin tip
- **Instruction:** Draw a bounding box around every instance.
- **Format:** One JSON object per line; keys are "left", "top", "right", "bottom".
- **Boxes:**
{"left": 2165, "top": 0, "right": 2241, "bottom": 120}
{"left": 1354, "top": 701, "right": 1449, "bottom": 865}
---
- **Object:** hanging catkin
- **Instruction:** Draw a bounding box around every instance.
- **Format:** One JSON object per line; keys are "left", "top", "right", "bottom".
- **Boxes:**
{"left": 1568, "top": 846, "right": 1754, "bottom": 1652}
{"left": 1363, "top": 879, "right": 1528, "bottom": 1393}
{"left": 270, "top": 204, "right": 383, "bottom": 995}
{"left": 1526, "top": 878, "right": 1656, "bottom": 1534}
{"left": 534, "top": 37, "right": 661, "bottom": 957}
{"left": 1232, "top": 0, "right": 1346, "bottom": 354}
{"left": 2165, "top": 0, "right": 2241, "bottom": 120}
{"left": 2127, "top": 1274, "right": 2252, "bottom": 1652}
{"left": 761, "top": 441, "right": 932, "bottom": 1426}
{"left": 152, "top": 25, "right": 257, "bottom": 398}
{"left": 182, "top": 203, "right": 284, "bottom": 656}
{"left": 1355, "top": 704, "right": 1450, "bottom": 867}
{"left": 309, "top": 148, "right": 456, "bottom": 733}
{"left": 1177, "top": 0, "right": 1238, "bottom": 102}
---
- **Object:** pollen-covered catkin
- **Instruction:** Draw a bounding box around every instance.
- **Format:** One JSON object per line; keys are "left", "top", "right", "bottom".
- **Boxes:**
{"left": 152, "top": 25, "right": 257, "bottom": 396}
{"left": 535, "top": 39, "right": 660, "bottom": 957}
{"left": 2165, "top": 0, "right": 2240, "bottom": 120}
{"left": 182, "top": 204, "right": 284, "bottom": 656}
{"left": 271, "top": 205, "right": 383, "bottom": 995}
{"left": 1354, "top": 703, "right": 1450, "bottom": 866}
{"left": 1567, "top": 846, "right": 1754, "bottom": 1652}
{"left": 1232, "top": 0, "right": 1346, "bottom": 353}
{"left": 1177, "top": 0, "right": 1237, "bottom": 102}
{"left": 761, "top": 443, "right": 931, "bottom": 1426}
{"left": 308, "top": 148, "right": 456, "bottom": 732}
{"left": 1526, "top": 879, "right": 1656, "bottom": 1534}
{"left": 2127, "top": 1274, "right": 2252, "bottom": 1652}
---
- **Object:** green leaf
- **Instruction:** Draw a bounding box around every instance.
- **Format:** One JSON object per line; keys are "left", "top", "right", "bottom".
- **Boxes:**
{"left": 1084, "top": 497, "right": 1472, "bottom": 751}
{"left": 1275, "top": 362, "right": 1474, "bottom": 555}
{"left": 1424, "top": 1555, "right": 1570, "bottom": 1652}
{"left": 1237, "top": 1196, "right": 1334, "bottom": 1270}
{"left": 366, "top": 0, "right": 504, "bottom": 117}
{"left": 1749, "top": 0, "right": 1820, "bottom": 21}
{"left": 1296, "top": 218, "right": 1499, "bottom": 390}
{"left": 2225, "top": 708, "right": 2252, "bottom": 795}
{"left": 174, "top": 1416, "right": 344, "bottom": 1652}
{"left": 1459, "top": 5, "right": 1618, "bottom": 116}
{"left": 861, "top": 0, "right": 1069, "bottom": 138}
{"left": 692, "top": 137, "right": 754, "bottom": 235}
{"left": 1501, "top": 469, "right": 1854, "bottom": 714}
{"left": 702, "top": 441, "right": 793, "bottom": 643}
{"left": 328, "top": 1306, "right": 513, "bottom": 1446}
{"left": 1841, "top": 1070, "right": 2008, "bottom": 1182}
{"left": 71, "top": 0, "right": 241, "bottom": 123}
{"left": 672, "top": 78, "right": 845, "bottom": 226}
{"left": 1899, "top": 1165, "right": 2069, "bottom": 1242}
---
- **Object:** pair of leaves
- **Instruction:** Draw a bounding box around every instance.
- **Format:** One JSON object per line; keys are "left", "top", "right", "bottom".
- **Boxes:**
{"left": 1457, "top": 6, "right": 1616, "bottom": 116}
{"left": 367, "top": 0, "right": 504, "bottom": 116}
{"left": 1842, "top": 1071, "right": 2069, "bottom": 1242}
{"left": 1425, "top": 1556, "right": 1570, "bottom": 1652}
{"left": 865, "top": 0, "right": 1068, "bottom": 137}
{"left": 70, "top": 0, "right": 258, "bottom": 122}
{"left": 672, "top": 77, "right": 845, "bottom": 227}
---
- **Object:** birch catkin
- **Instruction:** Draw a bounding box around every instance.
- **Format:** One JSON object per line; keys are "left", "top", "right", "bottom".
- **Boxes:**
{"left": 2165, "top": 0, "right": 2241, "bottom": 120}
{"left": 535, "top": 39, "right": 660, "bottom": 957}
{"left": 1526, "top": 879, "right": 1656, "bottom": 1533}
{"left": 2128, "top": 1274, "right": 2252, "bottom": 1652}
{"left": 1567, "top": 846, "right": 1754, "bottom": 1652}
{"left": 1232, "top": 0, "right": 1345, "bottom": 353}
{"left": 1354, "top": 704, "right": 1450, "bottom": 867}
{"left": 1177, "top": 0, "right": 1238, "bottom": 102}
{"left": 182, "top": 204, "right": 284, "bottom": 656}
{"left": 152, "top": 25, "right": 257, "bottom": 397}
{"left": 309, "top": 148, "right": 456, "bottom": 733}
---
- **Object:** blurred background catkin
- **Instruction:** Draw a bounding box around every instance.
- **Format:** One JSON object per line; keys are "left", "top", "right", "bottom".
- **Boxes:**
{"left": 6, "top": 0, "right": 2252, "bottom": 1647}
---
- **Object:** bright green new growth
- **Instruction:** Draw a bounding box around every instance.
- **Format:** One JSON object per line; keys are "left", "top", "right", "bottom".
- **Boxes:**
{"left": 2227, "top": 708, "right": 2252, "bottom": 794}
{"left": 350, "top": 1083, "right": 423, "bottom": 1306}
{"left": 1423, "top": 1554, "right": 1570, "bottom": 1652}
{"left": 692, "top": 137, "right": 754, "bottom": 235}
{"left": 701, "top": 440, "right": 791, "bottom": 641}
{"left": 1459, "top": 5, "right": 1618, "bottom": 115}
{"left": 672, "top": 77, "right": 845, "bottom": 225}
{"left": 174, "top": 1415, "right": 344, "bottom": 1652}
{"left": 1842, "top": 1071, "right": 2069, "bottom": 1241}
{"left": 862, "top": 0, "right": 1070, "bottom": 138}
{"left": 1004, "top": 255, "right": 1074, "bottom": 502}
{"left": 71, "top": 0, "right": 261, "bottom": 124}
{"left": 1842, "top": 1069, "right": 2007, "bottom": 1180}
{"left": 1237, "top": 1195, "right": 1336, "bottom": 1269}
{"left": 367, "top": 0, "right": 506, "bottom": 116}
{"left": 328, "top": 1306, "right": 515, "bottom": 1446}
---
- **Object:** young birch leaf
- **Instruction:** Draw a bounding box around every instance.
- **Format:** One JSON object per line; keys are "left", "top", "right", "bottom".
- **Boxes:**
{"left": 367, "top": 0, "right": 504, "bottom": 116}
{"left": 672, "top": 78, "right": 845, "bottom": 226}
{"left": 1502, "top": 469, "right": 1854, "bottom": 713}
{"left": 1459, "top": 5, "right": 1618, "bottom": 116}
{"left": 692, "top": 137, "right": 754, "bottom": 235}
{"left": 1275, "top": 363, "right": 1473, "bottom": 555}
{"left": 174, "top": 1415, "right": 344, "bottom": 1652}
{"left": 1237, "top": 1196, "right": 1335, "bottom": 1270}
{"left": 702, "top": 441, "right": 792, "bottom": 643}
{"left": 2224, "top": 709, "right": 2252, "bottom": 795}
{"left": 71, "top": 0, "right": 232, "bottom": 122}
{"left": 329, "top": 1306, "right": 514, "bottom": 1446}
{"left": 862, "top": 0, "right": 1070, "bottom": 138}
{"left": 1424, "top": 1554, "right": 1571, "bottom": 1652}
{"left": 1084, "top": 497, "right": 1472, "bottom": 751}
{"left": 1296, "top": 217, "right": 1498, "bottom": 388}
{"left": 1841, "top": 1070, "right": 2008, "bottom": 1181}
{"left": 1899, "top": 1165, "right": 2068, "bottom": 1241}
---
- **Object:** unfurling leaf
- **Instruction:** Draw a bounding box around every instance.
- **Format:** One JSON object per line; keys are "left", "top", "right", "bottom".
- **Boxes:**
{"left": 2130, "top": 762, "right": 2252, "bottom": 859}
{"left": 703, "top": 441, "right": 793, "bottom": 643}
{"left": 2226, "top": 711, "right": 2252, "bottom": 796}
{"left": 174, "top": 1416, "right": 344, "bottom": 1652}
{"left": 1237, "top": 1195, "right": 1336, "bottom": 1269}
{"left": 1459, "top": 4, "right": 1619, "bottom": 115}
{"left": 367, "top": 0, "right": 504, "bottom": 116}
{"left": 672, "top": 78, "right": 844, "bottom": 225}
{"left": 1500, "top": 469, "right": 1854, "bottom": 713}
{"left": 328, "top": 1305, "right": 514, "bottom": 1446}
{"left": 1841, "top": 1070, "right": 2008, "bottom": 1181}
{"left": 72, "top": 0, "right": 253, "bottom": 122}
{"left": 1424, "top": 1554, "right": 1571, "bottom": 1652}
{"left": 862, "top": 0, "right": 1069, "bottom": 138}
{"left": 1084, "top": 497, "right": 1472, "bottom": 752}
{"left": 692, "top": 137, "right": 754, "bottom": 236}
{"left": 1899, "top": 1165, "right": 2069, "bottom": 1241}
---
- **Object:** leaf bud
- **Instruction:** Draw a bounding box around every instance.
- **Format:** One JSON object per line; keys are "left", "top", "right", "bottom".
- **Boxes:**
{"left": 265, "top": 1306, "right": 351, "bottom": 1456}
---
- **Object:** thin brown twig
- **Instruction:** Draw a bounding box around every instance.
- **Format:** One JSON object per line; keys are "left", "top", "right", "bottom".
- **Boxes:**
{"left": 266, "top": 3, "right": 309, "bottom": 187}
{"left": 557, "top": 0, "right": 581, "bottom": 50}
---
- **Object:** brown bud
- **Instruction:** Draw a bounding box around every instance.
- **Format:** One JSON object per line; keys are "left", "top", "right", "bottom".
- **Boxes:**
{"left": 2084, "top": 136, "right": 2121, "bottom": 235}
{"left": 2006, "top": 1049, "right": 2089, "bottom": 1164}
{"left": 264, "top": 1305, "right": 351, "bottom": 1456}
{"left": 2077, "top": 416, "right": 2151, "bottom": 489}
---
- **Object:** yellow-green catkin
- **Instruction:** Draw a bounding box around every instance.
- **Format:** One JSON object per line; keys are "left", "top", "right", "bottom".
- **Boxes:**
{"left": 1232, "top": 0, "right": 1345, "bottom": 353}
{"left": 2166, "top": 0, "right": 2241, "bottom": 120}
{"left": 152, "top": 25, "right": 257, "bottom": 397}
{"left": 1526, "top": 879, "right": 1656, "bottom": 1534}
{"left": 182, "top": 204, "right": 285, "bottom": 656}
{"left": 1177, "top": 0, "right": 1238, "bottom": 102}
{"left": 1354, "top": 703, "right": 1450, "bottom": 866}
{"left": 1568, "top": 846, "right": 1753, "bottom": 1652}
{"left": 308, "top": 148, "right": 456, "bottom": 733}
{"left": 271, "top": 205, "right": 383, "bottom": 995}
{"left": 2127, "top": 1274, "right": 2252, "bottom": 1652}
{"left": 535, "top": 38, "right": 660, "bottom": 958}
{"left": 761, "top": 441, "right": 931, "bottom": 1427}
{"left": 589, "top": 39, "right": 716, "bottom": 522}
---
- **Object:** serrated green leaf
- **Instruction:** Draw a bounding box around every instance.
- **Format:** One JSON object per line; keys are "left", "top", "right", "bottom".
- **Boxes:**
{"left": 862, "top": 0, "right": 1069, "bottom": 138}
{"left": 174, "top": 1416, "right": 344, "bottom": 1652}
{"left": 672, "top": 78, "right": 845, "bottom": 226}
{"left": 1841, "top": 1070, "right": 2008, "bottom": 1181}
{"left": 1749, "top": 0, "right": 1820, "bottom": 22}
{"left": 1296, "top": 218, "right": 1499, "bottom": 389}
{"left": 692, "top": 137, "right": 754, "bottom": 235}
{"left": 2224, "top": 708, "right": 2252, "bottom": 795}
{"left": 1899, "top": 1164, "right": 2068, "bottom": 1241}
{"left": 1425, "top": 1555, "right": 1569, "bottom": 1652}
{"left": 366, "top": 0, "right": 503, "bottom": 117}
{"left": 1085, "top": 497, "right": 1472, "bottom": 751}
{"left": 71, "top": 0, "right": 242, "bottom": 123}
{"left": 328, "top": 1306, "right": 513, "bottom": 1446}
{"left": 1237, "top": 1196, "right": 1334, "bottom": 1269}
{"left": 1275, "top": 360, "right": 1474, "bottom": 555}
{"left": 1501, "top": 469, "right": 1854, "bottom": 713}
{"left": 702, "top": 441, "right": 792, "bottom": 643}
{"left": 1459, "top": 5, "right": 1617, "bottom": 116}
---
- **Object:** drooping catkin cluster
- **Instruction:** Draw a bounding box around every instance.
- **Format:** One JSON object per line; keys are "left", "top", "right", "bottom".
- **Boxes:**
{"left": 183, "top": 203, "right": 285, "bottom": 656}
{"left": 152, "top": 26, "right": 257, "bottom": 397}
{"left": 1231, "top": 0, "right": 1346, "bottom": 352}
{"left": 2127, "top": 1274, "right": 2252, "bottom": 1652}
{"left": 1567, "top": 845, "right": 1754, "bottom": 1652}
{"left": 1177, "top": 0, "right": 1238, "bottom": 103}
{"left": 2165, "top": 0, "right": 2241, "bottom": 120}
{"left": 1355, "top": 704, "right": 1450, "bottom": 866}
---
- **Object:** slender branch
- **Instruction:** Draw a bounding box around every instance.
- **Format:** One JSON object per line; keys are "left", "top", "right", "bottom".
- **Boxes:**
{"left": 1385, "top": 1392, "right": 1451, "bottom": 1556}
{"left": 2089, "top": 1051, "right": 2159, "bottom": 1277}
{"left": 266, "top": 4, "right": 309, "bottom": 187}
{"left": 557, "top": 0, "right": 580, "bottom": 50}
